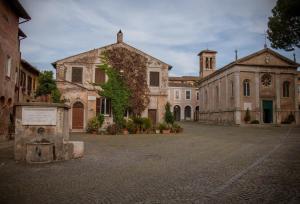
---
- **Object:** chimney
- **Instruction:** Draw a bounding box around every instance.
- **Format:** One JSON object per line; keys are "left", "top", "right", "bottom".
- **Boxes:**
{"left": 117, "top": 30, "right": 123, "bottom": 43}
{"left": 235, "top": 49, "right": 238, "bottom": 61}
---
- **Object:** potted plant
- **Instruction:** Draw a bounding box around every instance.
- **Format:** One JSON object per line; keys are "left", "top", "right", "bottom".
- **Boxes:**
{"left": 159, "top": 122, "right": 170, "bottom": 134}
{"left": 86, "top": 117, "right": 99, "bottom": 134}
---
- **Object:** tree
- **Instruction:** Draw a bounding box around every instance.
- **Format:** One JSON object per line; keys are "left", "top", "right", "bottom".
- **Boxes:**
{"left": 164, "top": 102, "right": 174, "bottom": 126}
{"left": 98, "top": 55, "right": 130, "bottom": 131}
{"left": 267, "top": 0, "right": 300, "bottom": 51}
{"left": 35, "top": 71, "right": 61, "bottom": 103}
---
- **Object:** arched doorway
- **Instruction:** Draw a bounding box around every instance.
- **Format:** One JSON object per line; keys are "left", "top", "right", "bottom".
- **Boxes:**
{"left": 194, "top": 106, "right": 199, "bottom": 121}
{"left": 173, "top": 105, "right": 181, "bottom": 121}
{"left": 184, "top": 106, "right": 191, "bottom": 120}
{"left": 72, "top": 101, "right": 84, "bottom": 129}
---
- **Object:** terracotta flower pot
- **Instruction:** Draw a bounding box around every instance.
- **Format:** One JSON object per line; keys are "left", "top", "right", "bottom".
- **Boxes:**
{"left": 123, "top": 129, "right": 129, "bottom": 135}
{"left": 162, "top": 129, "right": 171, "bottom": 134}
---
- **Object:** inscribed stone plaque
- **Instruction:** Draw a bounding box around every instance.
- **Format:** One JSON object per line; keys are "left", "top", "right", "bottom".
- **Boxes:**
{"left": 88, "top": 96, "right": 96, "bottom": 101}
{"left": 22, "top": 107, "right": 57, "bottom": 125}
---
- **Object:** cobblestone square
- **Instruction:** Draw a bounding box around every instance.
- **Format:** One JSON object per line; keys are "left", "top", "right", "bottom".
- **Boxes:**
{"left": 0, "top": 123, "right": 300, "bottom": 203}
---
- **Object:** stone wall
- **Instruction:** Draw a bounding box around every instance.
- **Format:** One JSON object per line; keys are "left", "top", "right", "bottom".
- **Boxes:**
{"left": 0, "top": 2, "right": 21, "bottom": 141}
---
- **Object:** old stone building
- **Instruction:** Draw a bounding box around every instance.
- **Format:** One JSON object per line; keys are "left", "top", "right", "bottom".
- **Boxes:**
{"left": 18, "top": 59, "right": 40, "bottom": 102}
{"left": 0, "top": 0, "right": 30, "bottom": 140}
{"left": 198, "top": 48, "right": 299, "bottom": 125}
{"left": 52, "top": 31, "right": 171, "bottom": 131}
{"left": 168, "top": 76, "right": 199, "bottom": 121}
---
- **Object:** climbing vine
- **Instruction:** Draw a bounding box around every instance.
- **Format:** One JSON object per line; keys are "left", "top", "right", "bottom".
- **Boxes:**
{"left": 98, "top": 55, "right": 130, "bottom": 130}
{"left": 103, "top": 47, "right": 149, "bottom": 115}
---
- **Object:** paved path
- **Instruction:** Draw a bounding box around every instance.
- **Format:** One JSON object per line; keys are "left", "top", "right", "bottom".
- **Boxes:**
{"left": 0, "top": 123, "right": 299, "bottom": 203}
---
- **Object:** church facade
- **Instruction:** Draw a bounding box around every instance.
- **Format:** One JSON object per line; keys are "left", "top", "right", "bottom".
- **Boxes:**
{"left": 52, "top": 31, "right": 171, "bottom": 131}
{"left": 197, "top": 48, "right": 300, "bottom": 125}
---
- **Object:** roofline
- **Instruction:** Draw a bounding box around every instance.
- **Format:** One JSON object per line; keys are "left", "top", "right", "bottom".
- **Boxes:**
{"left": 52, "top": 42, "right": 172, "bottom": 70}
{"left": 198, "top": 50, "right": 217, "bottom": 56}
{"left": 6, "top": 0, "right": 31, "bottom": 20}
{"left": 198, "top": 48, "right": 299, "bottom": 83}
{"left": 21, "top": 59, "right": 40, "bottom": 75}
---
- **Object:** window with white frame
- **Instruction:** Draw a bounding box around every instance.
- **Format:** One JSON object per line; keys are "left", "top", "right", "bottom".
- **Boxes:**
{"left": 101, "top": 98, "right": 111, "bottom": 115}
{"left": 174, "top": 89, "right": 180, "bottom": 100}
{"left": 6, "top": 56, "right": 12, "bottom": 78}
{"left": 186, "top": 90, "right": 191, "bottom": 100}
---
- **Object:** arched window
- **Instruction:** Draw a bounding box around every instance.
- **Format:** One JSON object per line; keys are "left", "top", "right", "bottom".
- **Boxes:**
{"left": 283, "top": 81, "right": 290, "bottom": 97}
{"left": 243, "top": 79, "right": 250, "bottom": 96}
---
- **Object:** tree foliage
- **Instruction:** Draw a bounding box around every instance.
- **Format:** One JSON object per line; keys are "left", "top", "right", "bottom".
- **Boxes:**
{"left": 98, "top": 55, "right": 130, "bottom": 130}
{"left": 267, "top": 0, "right": 300, "bottom": 51}
{"left": 36, "top": 71, "right": 61, "bottom": 103}
{"left": 104, "top": 47, "right": 149, "bottom": 115}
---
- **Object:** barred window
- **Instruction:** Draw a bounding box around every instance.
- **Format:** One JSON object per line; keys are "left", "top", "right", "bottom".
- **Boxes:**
{"left": 72, "top": 67, "right": 83, "bottom": 83}
{"left": 150, "top": 72, "right": 159, "bottom": 87}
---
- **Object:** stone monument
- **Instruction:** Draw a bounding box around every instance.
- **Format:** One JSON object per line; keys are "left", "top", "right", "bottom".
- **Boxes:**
{"left": 14, "top": 102, "right": 84, "bottom": 163}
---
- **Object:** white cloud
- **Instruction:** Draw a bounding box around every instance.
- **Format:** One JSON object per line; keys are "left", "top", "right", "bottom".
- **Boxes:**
{"left": 20, "top": 0, "right": 299, "bottom": 75}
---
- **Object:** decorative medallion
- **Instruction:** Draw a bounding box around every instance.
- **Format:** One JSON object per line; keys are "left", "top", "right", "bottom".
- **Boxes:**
{"left": 265, "top": 54, "right": 270, "bottom": 64}
{"left": 261, "top": 73, "right": 272, "bottom": 87}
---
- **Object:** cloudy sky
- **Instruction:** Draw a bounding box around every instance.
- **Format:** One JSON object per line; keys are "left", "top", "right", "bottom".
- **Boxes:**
{"left": 20, "top": 0, "right": 299, "bottom": 76}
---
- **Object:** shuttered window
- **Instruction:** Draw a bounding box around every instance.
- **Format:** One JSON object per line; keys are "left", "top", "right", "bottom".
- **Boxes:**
{"left": 95, "top": 68, "right": 105, "bottom": 84}
{"left": 96, "top": 98, "right": 101, "bottom": 115}
{"left": 72, "top": 67, "right": 83, "bottom": 83}
{"left": 150, "top": 72, "right": 159, "bottom": 87}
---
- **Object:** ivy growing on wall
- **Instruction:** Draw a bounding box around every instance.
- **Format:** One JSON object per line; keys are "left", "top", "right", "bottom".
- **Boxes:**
{"left": 98, "top": 55, "right": 130, "bottom": 130}
{"left": 103, "top": 47, "right": 150, "bottom": 116}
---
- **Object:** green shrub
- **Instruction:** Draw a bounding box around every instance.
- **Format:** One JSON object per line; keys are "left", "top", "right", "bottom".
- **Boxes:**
{"left": 142, "top": 117, "right": 152, "bottom": 131}
{"left": 158, "top": 122, "right": 168, "bottom": 131}
{"left": 86, "top": 117, "right": 100, "bottom": 133}
{"left": 164, "top": 102, "right": 174, "bottom": 126}
{"left": 97, "top": 114, "right": 105, "bottom": 128}
{"left": 171, "top": 123, "right": 183, "bottom": 133}
{"left": 250, "top": 120, "right": 259, "bottom": 124}
{"left": 126, "top": 120, "right": 137, "bottom": 134}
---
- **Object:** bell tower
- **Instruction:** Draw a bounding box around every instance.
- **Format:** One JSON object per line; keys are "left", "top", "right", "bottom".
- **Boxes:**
{"left": 198, "top": 49, "right": 217, "bottom": 78}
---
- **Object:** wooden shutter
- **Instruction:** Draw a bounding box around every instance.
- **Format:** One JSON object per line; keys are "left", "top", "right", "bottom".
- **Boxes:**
{"left": 150, "top": 72, "right": 159, "bottom": 87}
{"left": 72, "top": 67, "right": 83, "bottom": 83}
{"left": 96, "top": 98, "right": 101, "bottom": 115}
{"left": 95, "top": 68, "right": 105, "bottom": 84}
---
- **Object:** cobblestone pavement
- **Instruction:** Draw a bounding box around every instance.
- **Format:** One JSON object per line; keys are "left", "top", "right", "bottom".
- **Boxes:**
{"left": 0, "top": 123, "right": 300, "bottom": 204}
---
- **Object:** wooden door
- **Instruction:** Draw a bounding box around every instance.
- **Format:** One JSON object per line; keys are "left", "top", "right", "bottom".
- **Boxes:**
{"left": 148, "top": 109, "right": 157, "bottom": 125}
{"left": 72, "top": 102, "right": 84, "bottom": 129}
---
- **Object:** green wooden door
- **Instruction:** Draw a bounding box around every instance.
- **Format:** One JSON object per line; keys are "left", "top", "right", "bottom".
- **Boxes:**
{"left": 262, "top": 100, "right": 273, "bottom": 123}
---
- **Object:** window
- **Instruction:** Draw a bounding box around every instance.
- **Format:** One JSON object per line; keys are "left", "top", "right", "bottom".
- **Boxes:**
{"left": 150, "top": 72, "right": 159, "bottom": 87}
{"left": 283, "top": 81, "right": 290, "bottom": 97}
{"left": 95, "top": 68, "right": 105, "bottom": 84}
{"left": 210, "top": 57, "right": 213, "bottom": 69}
{"left": 261, "top": 73, "right": 272, "bottom": 87}
{"left": 6, "top": 56, "right": 12, "bottom": 78}
{"left": 100, "top": 98, "right": 111, "bottom": 115}
{"left": 205, "top": 58, "right": 209, "bottom": 69}
{"left": 186, "top": 90, "right": 191, "bottom": 100}
{"left": 72, "top": 67, "right": 83, "bottom": 83}
{"left": 20, "top": 71, "right": 26, "bottom": 87}
{"left": 243, "top": 79, "right": 250, "bottom": 96}
{"left": 27, "top": 76, "right": 32, "bottom": 95}
{"left": 196, "top": 91, "right": 199, "bottom": 100}
{"left": 205, "top": 90, "right": 208, "bottom": 107}
{"left": 215, "top": 86, "right": 219, "bottom": 106}
{"left": 175, "top": 89, "right": 180, "bottom": 100}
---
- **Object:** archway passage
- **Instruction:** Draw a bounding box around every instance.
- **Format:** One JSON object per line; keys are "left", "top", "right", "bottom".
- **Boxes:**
{"left": 184, "top": 106, "right": 191, "bottom": 120}
{"left": 72, "top": 102, "right": 84, "bottom": 129}
{"left": 173, "top": 105, "right": 181, "bottom": 121}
